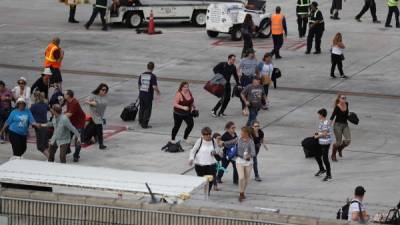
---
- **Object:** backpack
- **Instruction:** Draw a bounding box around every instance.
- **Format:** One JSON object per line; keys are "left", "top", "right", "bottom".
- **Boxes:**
{"left": 337, "top": 200, "right": 362, "bottom": 220}
{"left": 161, "top": 141, "right": 184, "bottom": 153}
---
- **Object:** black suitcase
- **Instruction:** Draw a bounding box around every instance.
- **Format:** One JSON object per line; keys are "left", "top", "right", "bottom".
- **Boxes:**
{"left": 120, "top": 99, "right": 139, "bottom": 122}
{"left": 301, "top": 137, "right": 320, "bottom": 158}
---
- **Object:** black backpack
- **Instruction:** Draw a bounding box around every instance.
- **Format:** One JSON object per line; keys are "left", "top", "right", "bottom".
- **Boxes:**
{"left": 194, "top": 138, "right": 221, "bottom": 161}
{"left": 161, "top": 141, "right": 184, "bottom": 153}
{"left": 337, "top": 200, "right": 362, "bottom": 220}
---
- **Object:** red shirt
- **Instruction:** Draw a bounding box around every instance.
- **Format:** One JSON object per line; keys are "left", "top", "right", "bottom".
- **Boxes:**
{"left": 66, "top": 98, "right": 85, "bottom": 129}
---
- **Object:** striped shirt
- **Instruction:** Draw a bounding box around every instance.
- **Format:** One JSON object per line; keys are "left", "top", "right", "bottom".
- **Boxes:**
{"left": 318, "top": 120, "right": 332, "bottom": 145}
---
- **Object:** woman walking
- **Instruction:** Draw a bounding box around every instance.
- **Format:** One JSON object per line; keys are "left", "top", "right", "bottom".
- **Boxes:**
{"left": 171, "top": 82, "right": 195, "bottom": 145}
{"left": 241, "top": 14, "right": 255, "bottom": 58}
{"left": 0, "top": 98, "right": 38, "bottom": 157}
{"left": 12, "top": 77, "right": 31, "bottom": 107}
{"left": 85, "top": 83, "right": 108, "bottom": 150}
{"left": 331, "top": 33, "right": 346, "bottom": 79}
{"left": 257, "top": 53, "right": 274, "bottom": 109}
{"left": 314, "top": 108, "right": 333, "bottom": 181}
{"left": 189, "top": 127, "right": 218, "bottom": 195}
{"left": 251, "top": 121, "right": 265, "bottom": 182}
{"left": 30, "top": 92, "right": 50, "bottom": 158}
{"left": 330, "top": 0, "right": 343, "bottom": 20}
{"left": 216, "top": 121, "right": 239, "bottom": 185}
{"left": 330, "top": 94, "right": 351, "bottom": 161}
{"left": 237, "top": 126, "right": 256, "bottom": 202}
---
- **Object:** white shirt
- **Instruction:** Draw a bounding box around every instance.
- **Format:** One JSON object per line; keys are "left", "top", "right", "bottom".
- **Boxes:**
{"left": 260, "top": 63, "right": 274, "bottom": 78}
{"left": 348, "top": 199, "right": 366, "bottom": 222}
{"left": 189, "top": 138, "right": 216, "bottom": 166}
{"left": 332, "top": 45, "right": 344, "bottom": 55}
{"left": 11, "top": 86, "right": 31, "bottom": 107}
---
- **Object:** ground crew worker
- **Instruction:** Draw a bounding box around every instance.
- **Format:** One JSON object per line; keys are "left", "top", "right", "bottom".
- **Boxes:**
{"left": 44, "top": 37, "right": 64, "bottom": 89}
{"left": 306, "top": 2, "right": 324, "bottom": 55}
{"left": 355, "top": 0, "right": 381, "bottom": 23}
{"left": 297, "top": 0, "right": 311, "bottom": 38}
{"left": 385, "top": 0, "right": 399, "bottom": 27}
{"left": 270, "top": 6, "right": 287, "bottom": 59}
{"left": 85, "top": 0, "right": 109, "bottom": 31}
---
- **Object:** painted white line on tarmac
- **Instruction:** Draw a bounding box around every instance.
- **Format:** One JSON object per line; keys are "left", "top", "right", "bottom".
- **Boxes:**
{"left": 0, "top": 24, "right": 8, "bottom": 28}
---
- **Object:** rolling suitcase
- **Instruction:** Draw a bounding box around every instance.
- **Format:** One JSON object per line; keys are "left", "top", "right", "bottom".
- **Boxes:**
{"left": 120, "top": 98, "right": 139, "bottom": 121}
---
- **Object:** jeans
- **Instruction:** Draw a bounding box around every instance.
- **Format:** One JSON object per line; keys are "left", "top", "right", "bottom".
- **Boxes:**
{"left": 194, "top": 164, "right": 217, "bottom": 194}
{"left": 217, "top": 157, "right": 238, "bottom": 183}
{"left": 315, "top": 144, "right": 331, "bottom": 176}
{"left": 385, "top": 6, "right": 400, "bottom": 26}
{"left": 331, "top": 53, "right": 344, "bottom": 76}
{"left": 86, "top": 7, "right": 107, "bottom": 29}
{"left": 171, "top": 113, "right": 194, "bottom": 141}
{"left": 356, "top": 0, "right": 378, "bottom": 21}
{"left": 297, "top": 15, "right": 308, "bottom": 38}
{"left": 307, "top": 27, "right": 324, "bottom": 52}
{"left": 271, "top": 34, "right": 284, "bottom": 58}
{"left": 139, "top": 95, "right": 153, "bottom": 127}
{"left": 253, "top": 144, "right": 261, "bottom": 177}
{"left": 246, "top": 107, "right": 259, "bottom": 127}
{"left": 213, "top": 83, "right": 231, "bottom": 115}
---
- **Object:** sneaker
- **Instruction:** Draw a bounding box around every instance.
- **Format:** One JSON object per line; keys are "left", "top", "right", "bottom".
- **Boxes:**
{"left": 73, "top": 157, "right": 79, "bottom": 163}
{"left": 322, "top": 175, "right": 332, "bottom": 181}
{"left": 373, "top": 20, "right": 381, "bottom": 24}
{"left": 210, "top": 110, "right": 218, "bottom": 117}
{"left": 183, "top": 139, "right": 194, "bottom": 146}
{"left": 355, "top": 17, "right": 362, "bottom": 22}
{"left": 275, "top": 55, "right": 282, "bottom": 59}
{"left": 216, "top": 178, "right": 223, "bottom": 184}
{"left": 330, "top": 74, "right": 337, "bottom": 78}
{"left": 340, "top": 75, "right": 349, "bottom": 79}
{"left": 99, "top": 145, "right": 107, "bottom": 150}
{"left": 255, "top": 176, "right": 262, "bottom": 182}
{"left": 314, "top": 170, "right": 326, "bottom": 177}
{"left": 313, "top": 51, "right": 321, "bottom": 54}
{"left": 218, "top": 113, "right": 227, "bottom": 117}
{"left": 385, "top": 25, "right": 393, "bottom": 28}
{"left": 141, "top": 125, "right": 152, "bottom": 129}
{"left": 305, "top": 51, "right": 311, "bottom": 54}
{"left": 84, "top": 24, "right": 90, "bottom": 30}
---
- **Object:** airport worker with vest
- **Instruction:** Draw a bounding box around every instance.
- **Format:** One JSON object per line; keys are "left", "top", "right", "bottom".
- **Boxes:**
{"left": 270, "top": 6, "right": 287, "bottom": 59}
{"left": 297, "top": 0, "right": 311, "bottom": 38}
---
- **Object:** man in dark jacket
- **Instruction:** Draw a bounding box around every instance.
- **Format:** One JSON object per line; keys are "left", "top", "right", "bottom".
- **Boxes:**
{"left": 31, "top": 69, "right": 52, "bottom": 99}
{"left": 85, "top": 0, "right": 109, "bottom": 31}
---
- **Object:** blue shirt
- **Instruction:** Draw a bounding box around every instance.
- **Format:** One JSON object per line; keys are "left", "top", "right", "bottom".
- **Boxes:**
{"left": 30, "top": 103, "right": 49, "bottom": 123}
{"left": 6, "top": 108, "right": 35, "bottom": 136}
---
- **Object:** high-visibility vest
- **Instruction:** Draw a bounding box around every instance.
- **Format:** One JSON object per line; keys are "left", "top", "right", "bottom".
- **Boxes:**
{"left": 310, "top": 9, "right": 324, "bottom": 24}
{"left": 388, "top": 0, "right": 398, "bottom": 7}
{"left": 271, "top": 13, "right": 284, "bottom": 35}
{"left": 44, "top": 43, "right": 62, "bottom": 68}
{"left": 297, "top": 0, "right": 311, "bottom": 15}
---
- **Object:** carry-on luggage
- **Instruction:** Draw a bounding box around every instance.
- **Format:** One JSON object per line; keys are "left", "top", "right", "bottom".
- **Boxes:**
{"left": 301, "top": 137, "right": 320, "bottom": 158}
{"left": 204, "top": 81, "right": 224, "bottom": 98}
{"left": 120, "top": 98, "right": 139, "bottom": 121}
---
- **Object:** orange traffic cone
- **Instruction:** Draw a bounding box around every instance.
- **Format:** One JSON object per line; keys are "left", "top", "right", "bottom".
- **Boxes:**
{"left": 148, "top": 10, "right": 155, "bottom": 35}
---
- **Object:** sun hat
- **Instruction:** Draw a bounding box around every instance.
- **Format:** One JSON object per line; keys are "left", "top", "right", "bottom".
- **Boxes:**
{"left": 42, "top": 68, "right": 53, "bottom": 76}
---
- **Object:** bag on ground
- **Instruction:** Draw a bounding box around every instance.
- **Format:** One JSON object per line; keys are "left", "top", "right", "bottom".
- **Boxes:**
{"left": 161, "top": 141, "right": 184, "bottom": 153}
{"left": 301, "top": 137, "right": 320, "bottom": 158}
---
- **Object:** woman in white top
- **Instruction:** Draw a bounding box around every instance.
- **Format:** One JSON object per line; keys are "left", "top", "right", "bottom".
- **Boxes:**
{"left": 257, "top": 53, "right": 273, "bottom": 109}
{"left": 12, "top": 77, "right": 31, "bottom": 107}
{"left": 331, "top": 33, "right": 347, "bottom": 79}
{"left": 189, "top": 127, "right": 217, "bottom": 195}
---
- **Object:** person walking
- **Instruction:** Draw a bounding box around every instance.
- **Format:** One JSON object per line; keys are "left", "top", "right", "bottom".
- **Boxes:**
{"left": 0, "top": 98, "right": 38, "bottom": 157}
{"left": 355, "top": 0, "right": 381, "bottom": 23}
{"left": 211, "top": 54, "right": 240, "bottom": 117}
{"left": 12, "top": 77, "right": 31, "bottom": 107}
{"left": 0, "top": 81, "right": 12, "bottom": 143}
{"left": 241, "top": 14, "right": 255, "bottom": 58}
{"left": 85, "top": 83, "right": 108, "bottom": 150}
{"left": 85, "top": 0, "right": 109, "bottom": 31}
{"left": 313, "top": 108, "right": 333, "bottom": 181}
{"left": 216, "top": 121, "right": 239, "bottom": 185}
{"left": 385, "top": 0, "right": 400, "bottom": 28}
{"left": 236, "top": 126, "right": 256, "bottom": 202}
{"left": 44, "top": 37, "right": 64, "bottom": 89}
{"left": 330, "top": 0, "right": 344, "bottom": 20}
{"left": 331, "top": 33, "right": 347, "bottom": 79}
{"left": 31, "top": 68, "right": 52, "bottom": 99}
{"left": 348, "top": 186, "right": 370, "bottom": 222}
{"left": 41, "top": 104, "right": 81, "bottom": 163}
{"left": 297, "top": 0, "right": 311, "bottom": 38}
{"left": 257, "top": 53, "right": 273, "bottom": 109}
{"left": 171, "top": 82, "right": 195, "bottom": 145}
{"left": 251, "top": 121, "right": 265, "bottom": 182}
{"left": 241, "top": 77, "right": 266, "bottom": 127}
{"left": 138, "top": 62, "right": 160, "bottom": 129}
{"left": 64, "top": 89, "right": 86, "bottom": 162}
{"left": 30, "top": 92, "right": 50, "bottom": 159}
{"left": 189, "top": 127, "right": 218, "bottom": 195}
{"left": 306, "top": 2, "right": 325, "bottom": 55}
{"left": 330, "top": 94, "right": 351, "bottom": 161}
{"left": 270, "top": 6, "right": 288, "bottom": 59}
{"left": 238, "top": 49, "right": 258, "bottom": 115}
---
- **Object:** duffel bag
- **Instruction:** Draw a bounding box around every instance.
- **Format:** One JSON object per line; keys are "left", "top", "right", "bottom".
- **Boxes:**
{"left": 204, "top": 81, "right": 224, "bottom": 98}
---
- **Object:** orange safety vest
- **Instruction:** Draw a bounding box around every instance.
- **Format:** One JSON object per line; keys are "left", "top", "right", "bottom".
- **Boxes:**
{"left": 271, "top": 13, "right": 284, "bottom": 35}
{"left": 44, "top": 43, "right": 62, "bottom": 68}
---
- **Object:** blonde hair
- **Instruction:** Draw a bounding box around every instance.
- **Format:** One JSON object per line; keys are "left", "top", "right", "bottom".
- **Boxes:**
{"left": 332, "top": 33, "right": 342, "bottom": 46}
{"left": 333, "top": 94, "right": 344, "bottom": 107}
{"left": 33, "top": 91, "right": 47, "bottom": 104}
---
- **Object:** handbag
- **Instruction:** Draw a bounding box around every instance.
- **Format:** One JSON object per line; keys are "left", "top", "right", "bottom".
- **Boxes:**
{"left": 347, "top": 112, "right": 359, "bottom": 125}
{"left": 261, "top": 75, "right": 272, "bottom": 85}
{"left": 271, "top": 68, "right": 281, "bottom": 89}
{"left": 191, "top": 109, "right": 199, "bottom": 118}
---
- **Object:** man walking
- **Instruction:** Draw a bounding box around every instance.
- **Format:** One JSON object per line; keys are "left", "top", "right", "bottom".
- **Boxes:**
{"left": 44, "top": 37, "right": 64, "bottom": 89}
{"left": 64, "top": 90, "right": 86, "bottom": 162}
{"left": 355, "top": 0, "right": 381, "bottom": 23}
{"left": 85, "top": 0, "right": 109, "bottom": 31}
{"left": 306, "top": 2, "right": 324, "bottom": 54}
{"left": 385, "top": 0, "right": 400, "bottom": 28}
{"left": 270, "top": 6, "right": 288, "bottom": 59}
{"left": 241, "top": 77, "right": 266, "bottom": 127}
{"left": 297, "top": 0, "right": 311, "bottom": 38}
{"left": 138, "top": 62, "right": 160, "bottom": 129}
{"left": 238, "top": 49, "right": 259, "bottom": 115}
{"left": 211, "top": 54, "right": 240, "bottom": 117}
